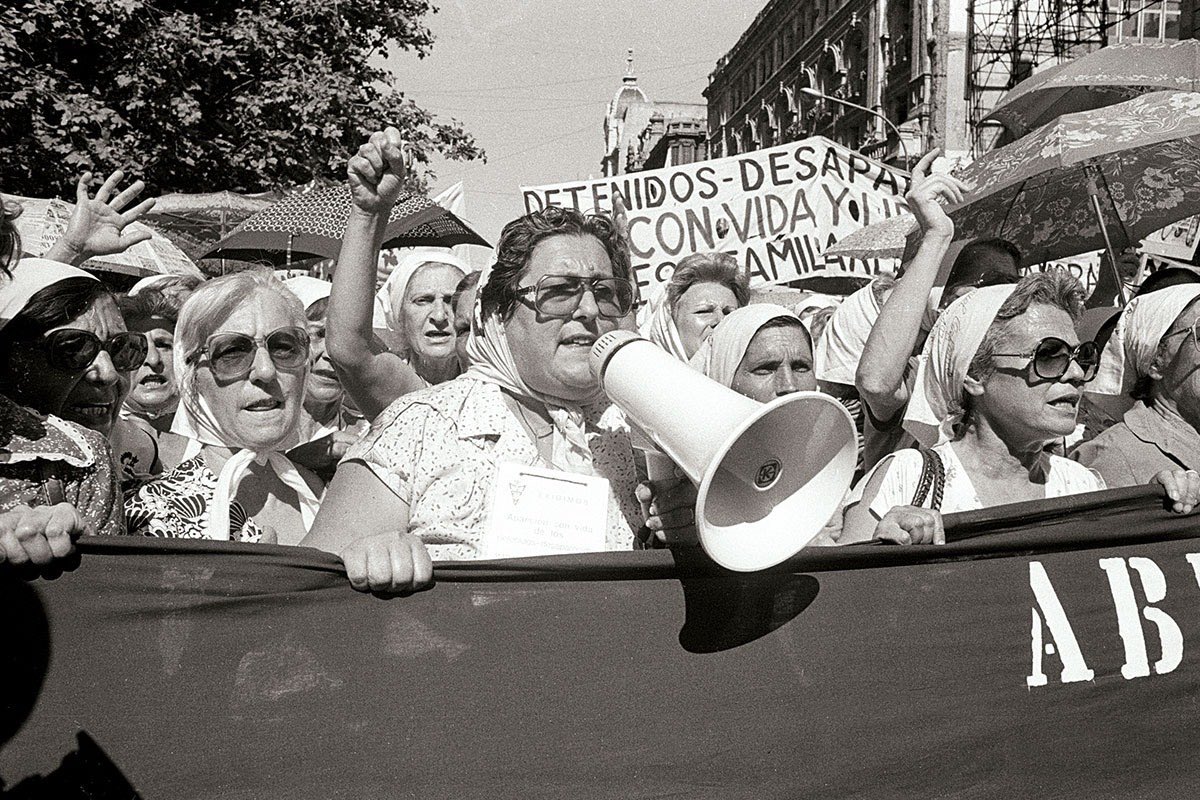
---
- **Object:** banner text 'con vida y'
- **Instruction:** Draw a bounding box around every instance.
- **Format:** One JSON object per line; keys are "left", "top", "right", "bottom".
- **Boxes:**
{"left": 1026, "top": 555, "right": 1200, "bottom": 688}
{"left": 521, "top": 140, "right": 910, "bottom": 290}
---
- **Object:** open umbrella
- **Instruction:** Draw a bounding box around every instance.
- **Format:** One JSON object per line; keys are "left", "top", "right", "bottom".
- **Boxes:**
{"left": 146, "top": 190, "right": 278, "bottom": 261}
{"left": 983, "top": 40, "right": 1200, "bottom": 142}
{"left": 829, "top": 91, "right": 1200, "bottom": 304}
{"left": 824, "top": 213, "right": 916, "bottom": 262}
{"left": 11, "top": 196, "right": 202, "bottom": 280}
{"left": 202, "top": 187, "right": 489, "bottom": 265}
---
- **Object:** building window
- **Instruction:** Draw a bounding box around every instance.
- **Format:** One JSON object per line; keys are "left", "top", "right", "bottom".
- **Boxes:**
{"left": 888, "top": 0, "right": 913, "bottom": 69}
{"left": 1105, "top": 0, "right": 1181, "bottom": 42}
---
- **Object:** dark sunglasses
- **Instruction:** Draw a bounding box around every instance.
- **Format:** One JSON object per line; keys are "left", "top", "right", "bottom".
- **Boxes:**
{"left": 992, "top": 337, "right": 1100, "bottom": 382}
{"left": 513, "top": 275, "right": 635, "bottom": 320}
{"left": 189, "top": 327, "right": 310, "bottom": 382}
{"left": 43, "top": 329, "right": 148, "bottom": 373}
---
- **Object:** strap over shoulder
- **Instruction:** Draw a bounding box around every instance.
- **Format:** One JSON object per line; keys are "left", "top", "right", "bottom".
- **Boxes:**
{"left": 911, "top": 447, "right": 946, "bottom": 512}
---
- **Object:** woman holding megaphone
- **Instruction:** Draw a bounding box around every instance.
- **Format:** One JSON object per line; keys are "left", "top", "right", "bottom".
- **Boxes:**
{"left": 304, "top": 128, "right": 646, "bottom": 592}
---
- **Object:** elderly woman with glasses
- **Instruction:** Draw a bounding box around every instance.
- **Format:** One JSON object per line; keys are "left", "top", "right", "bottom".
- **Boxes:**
{"left": 303, "top": 128, "right": 643, "bottom": 591}
{"left": 124, "top": 270, "right": 322, "bottom": 544}
{"left": 840, "top": 271, "right": 1108, "bottom": 545}
{"left": 1074, "top": 285, "right": 1200, "bottom": 511}
{"left": 0, "top": 221, "right": 126, "bottom": 559}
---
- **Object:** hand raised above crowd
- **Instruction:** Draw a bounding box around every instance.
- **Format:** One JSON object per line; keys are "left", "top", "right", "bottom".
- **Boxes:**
{"left": 904, "top": 149, "right": 969, "bottom": 241}
{"left": 347, "top": 126, "right": 408, "bottom": 215}
{"left": 0, "top": 503, "right": 89, "bottom": 567}
{"left": 45, "top": 169, "right": 157, "bottom": 266}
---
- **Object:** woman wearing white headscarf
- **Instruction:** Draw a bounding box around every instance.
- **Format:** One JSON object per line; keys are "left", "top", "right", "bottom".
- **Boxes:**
{"left": 1074, "top": 285, "right": 1200, "bottom": 508}
{"left": 124, "top": 270, "right": 322, "bottom": 544}
{"left": 690, "top": 303, "right": 816, "bottom": 401}
{"left": 639, "top": 252, "right": 749, "bottom": 362}
{"left": 304, "top": 128, "right": 643, "bottom": 591}
{"left": 281, "top": 276, "right": 368, "bottom": 481}
{"left": 325, "top": 219, "right": 466, "bottom": 421}
{"left": 841, "top": 271, "right": 1107, "bottom": 545}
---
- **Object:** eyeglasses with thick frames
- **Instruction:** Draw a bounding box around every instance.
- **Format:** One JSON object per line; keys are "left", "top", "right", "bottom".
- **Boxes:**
{"left": 992, "top": 337, "right": 1100, "bottom": 382}
{"left": 43, "top": 329, "right": 148, "bottom": 373}
{"left": 188, "top": 327, "right": 310, "bottom": 381}
{"left": 513, "top": 275, "right": 635, "bottom": 320}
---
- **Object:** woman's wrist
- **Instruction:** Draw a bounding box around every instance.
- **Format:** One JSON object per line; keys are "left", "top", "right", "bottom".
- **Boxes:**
{"left": 347, "top": 205, "right": 388, "bottom": 223}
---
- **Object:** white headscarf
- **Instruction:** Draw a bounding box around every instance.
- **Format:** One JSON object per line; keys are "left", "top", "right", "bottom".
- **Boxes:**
{"left": 690, "top": 304, "right": 805, "bottom": 389}
{"left": 169, "top": 288, "right": 320, "bottom": 540}
{"left": 128, "top": 274, "right": 178, "bottom": 297}
{"left": 639, "top": 281, "right": 690, "bottom": 362}
{"left": 462, "top": 262, "right": 604, "bottom": 475}
{"left": 1090, "top": 284, "right": 1200, "bottom": 397}
{"left": 372, "top": 249, "right": 469, "bottom": 331}
{"left": 1, "top": 258, "right": 97, "bottom": 332}
{"left": 283, "top": 276, "right": 332, "bottom": 312}
{"left": 814, "top": 280, "right": 942, "bottom": 387}
{"left": 903, "top": 284, "right": 1016, "bottom": 448}
{"left": 814, "top": 282, "right": 880, "bottom": 386}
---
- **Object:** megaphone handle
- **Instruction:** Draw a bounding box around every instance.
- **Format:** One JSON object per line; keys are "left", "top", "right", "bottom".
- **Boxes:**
{"left": 644, "top": 451, "right": 677, "bottom": 483}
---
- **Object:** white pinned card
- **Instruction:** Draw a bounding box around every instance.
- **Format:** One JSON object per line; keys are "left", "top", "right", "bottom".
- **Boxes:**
{"left": 482, "top": 461, "right": 609, "bottom": 559}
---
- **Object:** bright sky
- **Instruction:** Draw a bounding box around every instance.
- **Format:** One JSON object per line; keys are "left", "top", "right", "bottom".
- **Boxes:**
{"left": 384, "top": 0, "right": 768, "bottom": 264}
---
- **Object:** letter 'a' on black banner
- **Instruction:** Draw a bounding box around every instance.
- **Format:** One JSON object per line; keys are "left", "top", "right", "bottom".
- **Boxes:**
{"left": 4, "top": 485, "right": 1200, "bottom": 798}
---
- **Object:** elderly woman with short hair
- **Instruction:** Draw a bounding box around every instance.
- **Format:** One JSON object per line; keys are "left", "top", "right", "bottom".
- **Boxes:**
{"left": 124, "top": 270, "right": 322, "bottom": 544}
{"left": 118, "top": 288, "right": 183, "bottom": 436}
{"left": 304, "top": 128, "right": 643, "bottom": 591}
{"left": 1074, "top": 285, "right": 1200, "bottom": 509}
{"left": 641, "top": 251, "right": 750, "bottom": 361}
{"left": 841, "top": 271, "right": 1108, "bottom": 545}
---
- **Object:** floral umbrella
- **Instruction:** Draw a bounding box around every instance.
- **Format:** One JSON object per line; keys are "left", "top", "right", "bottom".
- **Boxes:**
{"left": 11, "top": 196, "right": 203, "bottom": 279}
{"left": 824, "top": 213, "right": 916, "bottom": 262}
{"left": 983, "top": 41, "right": 1200, "bottom": 142}
{"left": 828, "top": 91, "right": 1200, "bottom": 293}
{"left": 203, "top": 186, "right": 489, "bottom": 265}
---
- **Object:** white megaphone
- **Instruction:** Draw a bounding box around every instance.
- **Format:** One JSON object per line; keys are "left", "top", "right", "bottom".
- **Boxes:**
{"left": 590, "top": 330, "right": 857, "bottom": 572}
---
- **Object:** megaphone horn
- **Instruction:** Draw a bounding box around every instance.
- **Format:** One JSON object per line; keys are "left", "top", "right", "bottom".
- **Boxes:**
{"left": 591, "top": 330, "right": 857, "bottom": 572}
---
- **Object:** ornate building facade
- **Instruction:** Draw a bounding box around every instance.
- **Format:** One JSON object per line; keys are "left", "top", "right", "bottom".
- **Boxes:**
{"left": 704, "top": 0, "right": 937, "bottom": 167}
{"left": 601, "top": 53, "right": 709, "bottom": 176}
{"left": 705, "top": 0, "right": 1185, "bottom": 167}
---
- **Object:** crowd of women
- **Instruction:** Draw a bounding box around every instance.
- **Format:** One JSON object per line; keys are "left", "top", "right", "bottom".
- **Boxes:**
{"left": 4, "top": 127, "right": 1200, "bottom": 592}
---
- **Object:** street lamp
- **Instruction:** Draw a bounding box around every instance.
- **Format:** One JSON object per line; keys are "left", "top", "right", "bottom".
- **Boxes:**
{"left": 798, "top": 87, "right": 911, "bottom": 168}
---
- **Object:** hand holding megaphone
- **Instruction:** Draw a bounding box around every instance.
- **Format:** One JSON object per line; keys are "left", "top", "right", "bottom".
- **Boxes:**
{"left": 591, "top": 330, "right": 857, "bottom": 572}
{"left": 637, "top": 475, "right": 700, "bottom": 547}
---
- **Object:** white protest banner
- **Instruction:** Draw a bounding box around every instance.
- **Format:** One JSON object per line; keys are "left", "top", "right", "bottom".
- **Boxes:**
{"left": 1142, "top": 214, "right": 1200, "bottom": 263}
{"left": 521, "top": 136, "right": 910, "bottom": 294}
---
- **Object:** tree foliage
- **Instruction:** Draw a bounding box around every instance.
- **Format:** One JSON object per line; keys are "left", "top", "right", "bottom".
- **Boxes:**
{"left": 0, "top": 0, "right": 483, "bottom": 197}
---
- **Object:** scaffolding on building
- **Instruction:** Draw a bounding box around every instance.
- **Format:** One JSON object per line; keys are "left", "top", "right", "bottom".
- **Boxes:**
{"left": 965, "top": 0, "right": 1174, "bottom": 155}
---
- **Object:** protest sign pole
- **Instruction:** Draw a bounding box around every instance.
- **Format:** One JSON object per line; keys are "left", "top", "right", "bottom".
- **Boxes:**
{"left": 800, "top": 88, "right": 911, "bottom": 168}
